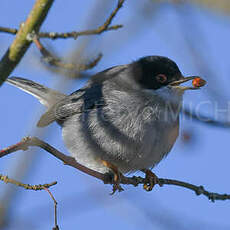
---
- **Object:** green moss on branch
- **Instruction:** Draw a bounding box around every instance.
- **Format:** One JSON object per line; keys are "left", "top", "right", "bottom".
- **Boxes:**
{"left": 0, "top": 0, "right": 54, "bottom": 86}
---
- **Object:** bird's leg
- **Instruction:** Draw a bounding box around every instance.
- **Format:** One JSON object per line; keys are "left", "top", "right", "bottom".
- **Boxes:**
{"left": 101, "top": 160, "right": 124, "bottom": 194}
{"left": 141, "top": 169, "right": 159, "bottom": 191}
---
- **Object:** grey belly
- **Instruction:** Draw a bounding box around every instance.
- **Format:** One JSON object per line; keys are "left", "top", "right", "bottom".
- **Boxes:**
{"left": 62, "top": 109, "right": 179, "bottom": 174}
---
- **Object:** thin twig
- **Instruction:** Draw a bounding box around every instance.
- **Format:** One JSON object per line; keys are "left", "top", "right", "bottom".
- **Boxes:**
{"left": 0, "top": 27, "right": 18, "bottom": 34}
{"left": 42, "top": 186, "right": 59, "bottom": 230}
{"left": 0, "top": 25, "right": 123, "bottom": 39}
{"left": 1, "top": 137, "right": 229, "bottom": 201}
{"left": 33, "top": 37, "right": 102, "bottom": 71}
{"left": 0, "top": 0, "right": 54, "bottom": 86}
{"left": 0, "top": 174, "right": 57, "bottom": 190}
{"left": 0, "top": 0, "right": 125, "bottom": 40}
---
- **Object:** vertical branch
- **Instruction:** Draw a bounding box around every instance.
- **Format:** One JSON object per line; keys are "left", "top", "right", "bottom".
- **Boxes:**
{"left": 0, "top": 0, "right": 54, "bottom": 86}
{"left": 42, "top": 186, "right": 59, "bottom": 230}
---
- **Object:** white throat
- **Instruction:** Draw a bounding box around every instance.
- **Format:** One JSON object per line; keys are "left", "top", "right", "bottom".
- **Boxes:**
{"left": 144, "top": 86, "right": 184, "bottom": 106}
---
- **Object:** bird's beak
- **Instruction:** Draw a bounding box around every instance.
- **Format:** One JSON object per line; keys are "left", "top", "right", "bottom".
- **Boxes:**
{"left": 169, "top": 75, "right": 205, "bottom": 90}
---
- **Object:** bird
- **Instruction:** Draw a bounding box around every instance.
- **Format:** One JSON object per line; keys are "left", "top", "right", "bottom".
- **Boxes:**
{"left": 6, "top": 56, "right": 205, "bottom": 191}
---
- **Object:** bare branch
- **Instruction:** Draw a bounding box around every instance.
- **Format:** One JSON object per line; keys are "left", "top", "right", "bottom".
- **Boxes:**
{"left": 0, "top": 172, "right": 58, "bottom": 228}
{"left": 33, "top": 37, "right": 102, "bottom": 71}
{"left": 0, "top": 27, "right": 18, "bottom": 35}
{"left": 0, "top": 174, "right": 57, "bottom": 190}
{"left": 0, "top": 0, "right": 125, "bottom": 40}
{"left": 1, "top": 137, "right": 229, "bottom": 201}
{"left": 42, "top": 186, "right": 59, "bottom": 230}
{"left": 0, "top": 137, "right": 104, "bottom": 181}
{"left": 0, "top": 25, "right": 122, "bottom": 39}
{"left": 0, "top": 0, "right": 54, "bottom": 86}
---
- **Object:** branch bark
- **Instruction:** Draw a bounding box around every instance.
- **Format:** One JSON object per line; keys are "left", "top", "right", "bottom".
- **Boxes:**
{"left": 33, "top": 37, "right": 103, "bottom": 71}
{"left": 0, "top": 0, "right": 54, "bottom": 86}
{"left": 1, "top": 137, "right": 229, "bottom": 201}
{"left": 0, "top": 174, "right": 57, "bottom": 190}
{"left": 0, "top": 0, "right": 124, "bottom": 40}
{"left": 0, "top": 25, "right": 123, "bottom": 40}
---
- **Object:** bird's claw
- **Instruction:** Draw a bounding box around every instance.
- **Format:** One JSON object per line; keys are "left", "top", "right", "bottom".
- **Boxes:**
{"left": 111, "top": 183, "right": 124, "bottom": 195}
{"left": 102, "top": 160, "right": 124, "bottom": 195}
{"left": 142, "top": 169, "right": 159, "bottom": 192}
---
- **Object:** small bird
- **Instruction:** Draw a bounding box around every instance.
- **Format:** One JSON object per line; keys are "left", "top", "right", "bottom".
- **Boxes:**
{"left": 6, "top": 56, "right": 205, "bottom": 190}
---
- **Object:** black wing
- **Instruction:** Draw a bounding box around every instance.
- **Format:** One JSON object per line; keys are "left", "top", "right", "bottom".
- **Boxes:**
{"left": 37, "top": 64, "right": 128, "bottom": 127}
{"left": 37, "top": 85, "right": 104, "bottom": 127}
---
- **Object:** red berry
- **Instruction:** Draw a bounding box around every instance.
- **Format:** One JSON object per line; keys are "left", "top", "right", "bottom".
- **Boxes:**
{"left": 192, "top": 77, "right": 206, "bottom": 88}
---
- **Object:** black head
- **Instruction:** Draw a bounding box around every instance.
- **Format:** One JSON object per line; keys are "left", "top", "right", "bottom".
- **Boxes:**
{"left": 134, "top": 56, "right": 183, "bottom": 90}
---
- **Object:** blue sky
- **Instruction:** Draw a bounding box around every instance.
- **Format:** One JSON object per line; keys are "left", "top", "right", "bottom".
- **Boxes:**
{"left": 0, "top": 1, "right": 230, "bottom": 229}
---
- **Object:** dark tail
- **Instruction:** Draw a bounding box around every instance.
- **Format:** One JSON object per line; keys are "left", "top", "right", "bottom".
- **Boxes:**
{"left": 6, "top": 77, "right": 66, "bottom": 108}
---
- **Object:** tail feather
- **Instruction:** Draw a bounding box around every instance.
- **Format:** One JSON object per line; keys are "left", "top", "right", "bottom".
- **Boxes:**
{"left": 6, "top": 77, "right": 66, "bottom": 107}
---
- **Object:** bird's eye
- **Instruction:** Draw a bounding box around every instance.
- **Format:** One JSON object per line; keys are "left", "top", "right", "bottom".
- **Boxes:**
{"left": 156, "top": 74, "right": 167, "bottom": 83}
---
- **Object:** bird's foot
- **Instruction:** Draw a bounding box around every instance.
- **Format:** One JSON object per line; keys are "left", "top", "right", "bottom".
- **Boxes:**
{"left": 142, "top": 169, "right": 159, "bottom": 192}
{"left": 102, "top": 160, "right": 124, "bottom": 195}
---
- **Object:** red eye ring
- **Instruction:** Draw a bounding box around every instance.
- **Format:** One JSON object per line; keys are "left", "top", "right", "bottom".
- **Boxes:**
{"left": 156, "top": 74, "right": 167, "bottom": 83}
